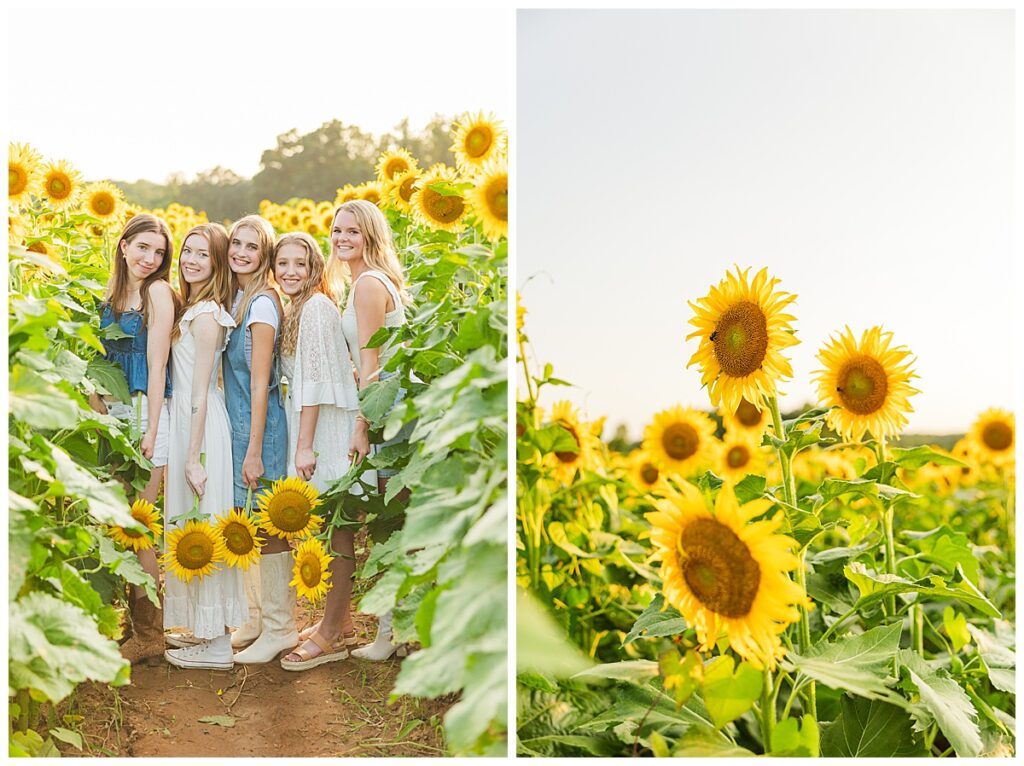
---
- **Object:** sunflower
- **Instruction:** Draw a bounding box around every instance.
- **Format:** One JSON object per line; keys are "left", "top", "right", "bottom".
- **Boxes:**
{"left": 296, "top": 198, "right": 315, "bottom": 215}
{"left": 450, "top": 111, "right": 507, "bottom": 174}
{"left": 258, "top": 199, "right": 272, "bottom": 214}
{"left": 385, "top": 169, "right": 422, "bottom": 213}
{"left": 290, "top": 537, "right": 334, "bottom": 603}
{"left": 646, "top": 481, "right": 808, "bottom": 670}
{"left": 516, "top": 291, "right": 527, "bottom": 336}
{"left": 39, "top": 159, "right": 83, "bottom": 211}
{"left": 9, "top": 212, "right": 29, "bottom": 246}
{"left": 629, "top": 451, "right": 667, "bottom": 493}
{"left": 82, "top": 180, "right": 125, "bottom": 222}
{"left": 721, "top": 397, "right": 771, "bottom": 442}
{"left": 545, "top": 400, "right": 599, "bottom": 483}
{"left": 254, "top": 476, "right": 324, "bottom": 540}
{"left": 967, "top": 408, "right": 1014, "bottom": 467}
{"left": 945, "top": 439, "right": 981, "bottom": 487}
{"left": 122, "top": 203, "right": 143, "bottom": 225}
{"left": 335, "top": 184, "right": 360, "bottom": 205}
{"left": 717, "top": 434, "right": 767, "bottom": 482}
{"left": 643, "top": 406, "right": 717, "bottom": 477}
{"left": 813, "top": 326, "right": 919, "bottom": 443}
{"left": 468, "top": 157, "right": 508, "bottom": 242}
{"left": 9, "top": 142, "right": 42, "bottom": 204}
{"left": 376, "top": 147, "right": 419, "bottom": 183}
{"left": 687, "top": 267, "right": 798, "bottom": 414}
{"left": 410, "top": 164, "right": 467, "bottom": 233}
{"left": 356, "top": 182, "right": 384, "bottom": 206}
{"left": 214, "top": 509, "right": 263, "bottom": 570}
{"left": 162, "top": 520, "right": 225, "bottom": 582}
{"left": 108, "top": 499, "right": 163, "bottom": 552}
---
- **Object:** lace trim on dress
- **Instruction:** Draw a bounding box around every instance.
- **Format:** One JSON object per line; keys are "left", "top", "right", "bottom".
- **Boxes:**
{"left": 289, "top": 293, "right": 360, "bottom": 412}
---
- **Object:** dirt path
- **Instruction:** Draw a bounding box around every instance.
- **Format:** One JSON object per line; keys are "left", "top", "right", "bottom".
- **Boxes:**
{"left": 63, "top": 608, "right": 451, "bottom": 757}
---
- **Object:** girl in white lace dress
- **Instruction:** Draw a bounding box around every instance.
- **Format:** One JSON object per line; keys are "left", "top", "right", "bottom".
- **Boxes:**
{"left": 272, "top": 233, "right": 364, "bottom": 670}
{"left": 162, "top": 223, "right": 247, "bottom": 670}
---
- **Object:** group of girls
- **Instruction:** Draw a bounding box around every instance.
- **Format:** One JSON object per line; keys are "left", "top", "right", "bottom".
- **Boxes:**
{"left": 98, "top": 200, "right": 410, "bottom": 672}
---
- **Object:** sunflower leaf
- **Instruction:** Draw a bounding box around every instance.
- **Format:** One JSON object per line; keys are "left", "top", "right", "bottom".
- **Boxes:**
{"left": 701, "top": 656, "right": 762, "bottom": 728}
{"left": 889, "top": 445, "right": 967, "bottom": 470}
{"left": 819, "top": 696, "right": 927, "bottom": 756}
{"left": 899, "top": 649, "right": 983, "bottom": 756}
{"left": 623, "top": 594, "right": 688, "bottom": 645}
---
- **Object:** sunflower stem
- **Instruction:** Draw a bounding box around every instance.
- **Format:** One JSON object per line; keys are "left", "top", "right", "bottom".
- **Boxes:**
{"left": 760, "top": 666, "right": 775, "bottom": 754}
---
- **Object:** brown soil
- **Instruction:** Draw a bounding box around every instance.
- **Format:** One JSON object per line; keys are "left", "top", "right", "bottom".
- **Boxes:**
{"left": 62, "top": 608, "right": 452, "bottom": 757}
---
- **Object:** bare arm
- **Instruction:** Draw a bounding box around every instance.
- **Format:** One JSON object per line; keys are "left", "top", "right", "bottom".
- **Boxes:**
{"left": 295, "top": 405, "right": 320, "bottom": 481}
{"left": 243, "top": 321, "right": 276, "bottom": 488}
{"left": 349, "top": 279, "right": 390, "bottom": 463}
{"left": 185, "top": 313, "right": 224, "bottom": 498}
{"left": 142, "top": 282, "right": 174, "bottom": 459}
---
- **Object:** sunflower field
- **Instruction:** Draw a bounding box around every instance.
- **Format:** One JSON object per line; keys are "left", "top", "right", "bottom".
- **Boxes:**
{"left": 516, "top": 267, "right": 1015, "bottom": 758}
{"left": 8, "top": 112, "right": 507, "bottom": 757}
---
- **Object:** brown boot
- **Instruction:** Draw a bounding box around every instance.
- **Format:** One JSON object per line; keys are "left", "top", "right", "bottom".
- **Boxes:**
{"left": 120, "top": 592, "right": 164, "bottom": 665}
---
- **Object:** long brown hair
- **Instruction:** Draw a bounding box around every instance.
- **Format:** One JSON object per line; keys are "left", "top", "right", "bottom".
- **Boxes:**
{"left": 171, "top": 223, "right": 233, "bottom": 342}
{"left": 105, "top": 214, "right": 175, "bottom": 324}
{"left": 276, "top": 232, "right": 333, "bottom": 357}
{"left": 229, "top": 215, "right": 282, "bottom": 326}
{"left": 326, "top": 200, "right": 411, "bottom": 307}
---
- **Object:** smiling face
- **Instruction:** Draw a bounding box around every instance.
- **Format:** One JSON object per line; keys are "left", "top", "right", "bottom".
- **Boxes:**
{"left": 179, "top": 233, "right": 212, "bottom": 286}
{"left": 331, "top": 209, "right": 365, "bottom": 265}
{"left": 120, "top": 231, "right": 168, "bottom": 282}
{"left": 274, "top": 242, "right": 310, "bottom": 297}
{"left": 228, "top": 225, "right": 262, "bottom": 276}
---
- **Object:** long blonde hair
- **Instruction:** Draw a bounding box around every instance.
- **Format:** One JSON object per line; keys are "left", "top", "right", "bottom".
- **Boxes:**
{"left": 276, "top": 232, "right": 333, "bottom": 356}
{"left": 171, "top": 223, "right": 233, "bottom": 342}
{"left": 327, "top": 200, "right": 411, "bottom": 307}
{"left": 105, "top": 214, "right": 176, "bottom": 324}
{"left": 229, "top": 214, "right": 282, "bottom": 325}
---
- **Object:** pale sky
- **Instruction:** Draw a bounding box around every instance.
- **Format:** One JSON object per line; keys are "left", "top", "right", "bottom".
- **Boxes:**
{"left": 518, "top": 9, "right": 1015, "bottom": 438}
{"left": 8, "top": 6, "right": 511, "bottom": 182}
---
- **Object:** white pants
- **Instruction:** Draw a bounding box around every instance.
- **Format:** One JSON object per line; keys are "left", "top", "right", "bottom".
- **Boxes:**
{"left": 107, "top": 395, "right": 171, "bottom": 468}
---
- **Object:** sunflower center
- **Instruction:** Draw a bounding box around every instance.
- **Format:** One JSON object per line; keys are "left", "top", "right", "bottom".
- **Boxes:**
{"left": 123, "top": 526, "right": 144, "bottom": 538}
{"left": 267, "top": 491, "right": 313, "bottom": 532}
{"left": 10, "top": 167, "right": 27, "bottom": 194}
{"left": 92, "top": 192, "right": 115, "bottom": 216}
{"left": 363, "top": 190, "right": 381, "bottom": 203}
{"left": 662, "top": 423, "right": 699, "bottom": 461}
{"left": 465, "top": 127, "right": 493, "bottom": 158}
{"left": 300, "top": 558, "right": 321, "bottom": 587}
{"left": 485, "top": 178, "right": 508, "bottom": 220}
{"left": 422, "top": 188, "right": 465, "bottom": 224}
{"left": 177, "top": 531, "right": 214, "bottom": 569}
{"left": 48, "top": 176, "right": 69, "bottom": 198}
{"left": 727, "top": 445, "right": 750, "bottom": 469}
{"left": 399, "top": 177, "right": 417, "bottom": 202}
{"left": 678, "top": 517, "right": 760, "bottom": 617}
{"left": 640, "top": 463, "right": 660, "bottom": 485}
{"left": 735, "top": 399, "right": 763, "bottom": 428}
{"left": 836, "top": 355, "right": 888, "bottom": 415}
{"left": 981, "top": 421, "right": 1013, "bottom": 452}
{"left": 223, "top": 522, "right": 254, "bottom": 555}
{"left": 385, "top": 159, "right": 408, "bottom": 180}
{"left": 554, "top": 419, "right": 581, "bottom": 464}
{"left": 713, "top": 302, "right": 769, "bottom": 377}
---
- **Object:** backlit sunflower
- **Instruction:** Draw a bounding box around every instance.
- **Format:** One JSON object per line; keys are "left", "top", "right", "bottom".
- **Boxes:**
{"left": 376, "top": 148, "right": 419, "bottom": 183}
{"left": 629, "top": 451, "right": 668, "bottom": 493}
{"left": 9, "top": 212, "right": 28, "bottom": 246}
{"left": 687, "top": 267, "right": 798, "bottom": 414}
{"left": 646, "top": 481, "right": 808, "bottom": 670}
{"left": 643, "top": 406, "right": 717, "bottom": 477}
{"left": 290, "top": 537, "right": 334, "bottom": 603}
{"left": 450, "top": 111, "right": 506, "bottom": 174}
{"left": 410, "top": 165, "right": 467, "bottom": 233}
{"left": 214, "top": 509, "right": 263, "bottom": 570}
{"left": 721, "top": 397, "right": 771, "bottom": 442}
{"left": 82, "top": 181, "right": 125, "bottom": 222}
{"left": 296, "top": 198, "right": 316, "bottom": 215}
{"left": 334, "top": 184, "right": 360, "bottom": 206}
{"left": 122, "top": 203, "right": 143, "bottom": 225}
{"left": 9, "top": 142, "right": 42, "bottom": 203}
{"left": 545, "top": 400, "right": 599, "bottom": 483}
{"left": 40, "top": 159, "right": 82, "bottom": 211}
{"left": 967, "top": 408, "right": 1014, "bottom": 467}
{"left": 468, "top": 157, "right": 508, "bottom": 242}
{"left": 813, "top": 326, "right": 918, "bottom": 443}
{"left": 254, "top": 476, "right": 324, "bottom": 540}
{"left": 717, "top": 434, "right": 767, "bottom": 482}
{"left": 356, "top": 182, "right": 384, "bottom": 206}
{"left": 385, "top": 169, "right": 422, "bottom": 213}
{"left": 945, "top": 439, "right": 982, "bottom": 487}
{"left": 108, "top": 499, "right": 163, "bottom": 552}
{"left": 162, "top": 520, "right": 225, "bottom": 582}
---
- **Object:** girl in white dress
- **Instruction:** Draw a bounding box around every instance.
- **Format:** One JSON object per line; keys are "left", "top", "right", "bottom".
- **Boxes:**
{"left": 271, "top": 233, "right": 364, "bottom": 670}
{"left": 163, "top": 223, "right": 247, "bottom": 670}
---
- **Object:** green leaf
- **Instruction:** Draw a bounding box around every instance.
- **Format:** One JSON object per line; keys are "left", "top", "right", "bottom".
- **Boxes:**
{"left": 198, "top": 715, "right": 237, "bottom": 728}
{"left": 359, "top": 375, "right": 402, "bottom": 422}
{"left": 899, "top": 650, "right": 982, "bottom": 757}
{"left": 910, "top": 526, "right": 981, "bottom": 586}
{"left": 48, "top": 727, "right": 83, "bottom": 750}
{"left": 673, "top": 724, "right": 756, "bottom": 756}
{"left": 547, "top": 521, "right": 596, "bottom": 558}
{"left": 819, "top": 696, "right": 927, "bottom": 756}
{"left": 784, "top": 623, "right": 903, "bottom": 703}
{"left": 9, "top": 365, "right": 80, "bottom": 429}
{"left": 889, "top": 445, "right": 966, "bottom": 469}
{"left": 50, "top": 446, "right": 137, "bottom": 529}
{"left": 623, "top": 594, "right": 687, "bottom": 645}
{"left": 516, "top": 590, "right": 594, "bottom": 678}
{"left": 943, "top": 607, "right": 971, "bottom": 653}
{"left": 572, "top": 661, "right": 659, "bottom": 683}
{"left": 86, "top": 357, "right": 131, "bottom": 403}
{"left": 770, "top": 714, "right": 819, "bottom": 757}
{"left": 733, "top": 474, "right": 767, "bottom": 505}
{"left": 701, "top": 656, "right": 762, "bottom": 728}
{"left": 967, "top": 624, "right": 1016, "bottom": 694}
{"left": 844, "top": 562, "right": 1000, "bottom": 618}
{"left": 659, "top": 649, "right": 703, "bottom": 708}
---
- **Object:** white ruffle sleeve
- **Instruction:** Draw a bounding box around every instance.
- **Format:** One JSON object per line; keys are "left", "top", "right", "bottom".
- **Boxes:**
{"left": 178, "top": 300, "right": 236, "bottom": 352}
{"left": 289, "top": 293, "right": 360, "bottom": 413}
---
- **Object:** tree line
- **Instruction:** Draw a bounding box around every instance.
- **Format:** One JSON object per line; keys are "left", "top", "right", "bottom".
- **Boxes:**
{"left": 116, "top": 116, "right": 455, "bottom": 221}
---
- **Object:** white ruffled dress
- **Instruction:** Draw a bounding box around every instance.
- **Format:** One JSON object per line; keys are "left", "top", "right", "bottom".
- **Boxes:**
{"left": 163, "top": 301, "right": 247, "bottom": 639}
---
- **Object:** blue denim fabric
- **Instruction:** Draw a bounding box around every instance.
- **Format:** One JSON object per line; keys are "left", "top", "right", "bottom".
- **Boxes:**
{"left": 374, "top": 370, "right": 414, "bottom": 479}
{"left": 99, "top": 304, "right": 173, "bottom": 396}
{"left": 222, "top": 299, "right": 288, "bottom": 507}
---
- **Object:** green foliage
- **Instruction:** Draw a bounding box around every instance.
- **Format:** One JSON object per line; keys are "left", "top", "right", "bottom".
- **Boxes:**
{"left": 819, "top": 696, "right": 927, "bottom": 756}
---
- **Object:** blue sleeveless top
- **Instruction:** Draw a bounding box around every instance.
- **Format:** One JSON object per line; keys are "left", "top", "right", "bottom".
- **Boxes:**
{"left": 99, "top": 304, "right": 173, "bottom": 396}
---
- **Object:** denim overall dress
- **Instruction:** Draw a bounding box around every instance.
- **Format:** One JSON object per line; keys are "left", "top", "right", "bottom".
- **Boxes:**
{"left": 99, "top": 304, "right": 173, "bottom": 396}
{"left": 222, "top": 295, "right": 288, "bottom": 508}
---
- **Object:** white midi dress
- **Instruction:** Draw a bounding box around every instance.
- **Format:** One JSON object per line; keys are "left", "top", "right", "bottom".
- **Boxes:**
{"left": 163, "top": 301, "right": 248, "bottom": 639}
{"left": 280, "top": 293, "right": 363, "bottom": 492}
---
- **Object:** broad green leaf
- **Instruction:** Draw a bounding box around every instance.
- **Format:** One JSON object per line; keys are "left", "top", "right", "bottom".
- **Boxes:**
{"left": 784, "top": 623, "right": 903, "bottom": 703}
{"left": 673, "top": 724, "right": 756, "bottom": 756}
{"left": 623, "top": 594, "right": 688, "bottom": 645}
{"left": 943, "top": 607, "right": 971, "bottom": 653}
{"left": 659, "top": 649, "right": 703, "bottom": 708}
{"left": 733, "top": 474, "right": 767, "bottom": 505}
{"left": 899, "top": 650, "right": 982, "bottom": 757}
{"left": 910, "top": 526, "right": 980, "bottom": 585}
{"left": 967, "top": 624, "right": 1015, "bottom": 694}
{"left": 86, "top": 357, "right": 131, "bottom": 403}
{"left": 573, "top": 661, "right": 659, "bottom": 683}
{"left": 819, "top": 696, "right": 927, "bottom": 756}
{"left": 547, "top": 521, "right": 596, "bottom": 558}
{"left": 770, "top": 714, "right": 819, "bottom": 757}
{"left": 890, "top": 445, "right": 966, "bottom": 469}
{"left": 49, "top": 727, "right": 83, "bottom": 750}
{"left": 517, "top": 590, "right": 594, "bottom": 677}
{"left": 50, "top": 446, "right": 137, "bottom": 529}
{"left": 844, "top": 562, "right": 1000, "bottom": 618}
{"left": 359, "top": 375, "right": 402, "bottom": 422}
{"left": 702, "top": 656, "right": 762, "bottom": 728}
{"left": 9, "top": 365, "right": 80, "bottom": 430}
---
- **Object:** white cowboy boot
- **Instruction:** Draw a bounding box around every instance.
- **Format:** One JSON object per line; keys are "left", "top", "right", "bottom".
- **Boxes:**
{"left": 233, "top": 552, "right": 298, "bottom": 664}
{"left": 351, "top": 610, "right": 407, "bottom": 661}
{"left": 231, "top": 559, "right": 262, "bottom": 648}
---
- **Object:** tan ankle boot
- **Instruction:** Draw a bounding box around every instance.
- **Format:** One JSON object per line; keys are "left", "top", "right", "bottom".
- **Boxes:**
{"left": 121, "top": 592, "right": 164, "bottom": 665}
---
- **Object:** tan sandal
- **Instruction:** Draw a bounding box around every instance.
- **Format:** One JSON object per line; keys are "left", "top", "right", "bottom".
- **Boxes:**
{"left": 279, "top": 632, "right": 350, "bottom": 672}
{"left": 297, "top": 623, "right": 359, "bottom": 646}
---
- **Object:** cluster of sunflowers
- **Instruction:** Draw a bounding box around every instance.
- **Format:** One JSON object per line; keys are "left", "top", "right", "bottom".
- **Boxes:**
{"left": 108, "top": 477, "right": 335, "bottom": 604}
